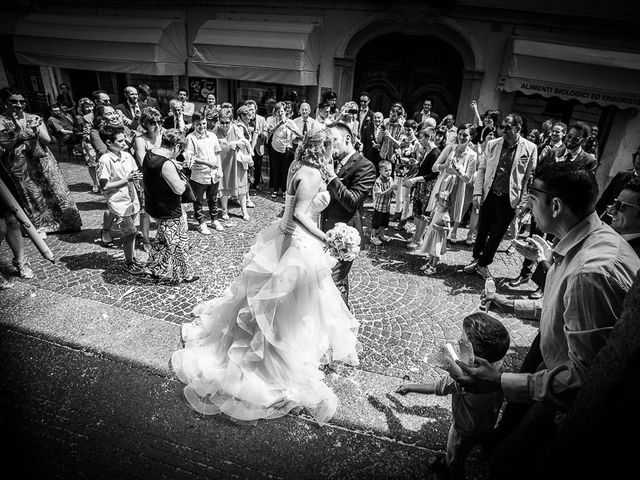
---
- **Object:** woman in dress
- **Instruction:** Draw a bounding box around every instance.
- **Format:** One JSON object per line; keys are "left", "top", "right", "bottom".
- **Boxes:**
{"left": 199, "top": 93, "right": 219, "bottom": 131}
{"left": 143, "top": 129, "right": 198, "bottom": 284}
{"left": 0, "top": 92, "right": 81, "bottom": 234}
{"left": 75, "top": 97, "right": 99, "bottom": 193}
{"left": 171, "top": 128, "right": 360, "bottom": 424}
{"left": 404, "top": 126, "right": 441, "bottom": 249}
{"left": 214, "top": 110, "right": 251, "bottom": 221}
{"left": 133, "top": 107, "right": 163, "bottom": 251}
{"left": 426, "top": 123, "right": 477, "bottom": 243}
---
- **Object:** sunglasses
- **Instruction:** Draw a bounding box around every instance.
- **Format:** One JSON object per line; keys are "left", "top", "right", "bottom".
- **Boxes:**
{"left": 612, "top": 199, "right": 640, "bottom": 212}
{"left": 500, "top": 124, "right": 513, "bottom": 131}
{"left": 8, "top": 99, "right": 26, "bottom": 105}
{"left": 528, "top": 185, "right": 554, "bottom": 196}
{"left": 219, "top": 122, "right": 231, "bottom": 125}
{"left": 359, "top": 99, "right": 369, "bottom": 103}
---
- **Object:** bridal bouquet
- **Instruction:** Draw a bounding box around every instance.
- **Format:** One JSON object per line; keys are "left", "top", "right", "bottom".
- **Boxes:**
{"left": 325, "top": 223, "right": 361, "bottom": 261}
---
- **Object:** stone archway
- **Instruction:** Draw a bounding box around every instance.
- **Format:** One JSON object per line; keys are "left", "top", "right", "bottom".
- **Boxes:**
{"left": 334, "top": 13, "right": 484, "bottom": 123}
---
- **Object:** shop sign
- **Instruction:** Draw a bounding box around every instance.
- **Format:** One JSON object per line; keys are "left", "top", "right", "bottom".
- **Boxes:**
{"left": 189, "top": 78, "right": 216, "bottom": 102}
{"left": 497, "top": 76, "right": 640, "bottom": 109}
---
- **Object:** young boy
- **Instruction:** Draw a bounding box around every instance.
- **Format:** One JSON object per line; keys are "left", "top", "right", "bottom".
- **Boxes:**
{"left": 396, "top": 312, "right": 510, "bottom": 480}
{"left": 184, "top": 113, "right": 224, "bottom": 234}
{"left": 98, "top": 125, "right": 144, "bottom": 275}
{"left": 370, "top": 159, "right": 395, "bottom": 245}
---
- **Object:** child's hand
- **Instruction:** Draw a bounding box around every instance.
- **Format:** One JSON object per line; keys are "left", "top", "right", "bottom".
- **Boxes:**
{"left": 395, "top": 385, "right": 411, "bottom": 395}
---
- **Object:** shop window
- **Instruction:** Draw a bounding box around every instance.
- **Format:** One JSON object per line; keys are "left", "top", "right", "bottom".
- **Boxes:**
{"left": 237, "top": 81, "right": 308, "bottom": 117}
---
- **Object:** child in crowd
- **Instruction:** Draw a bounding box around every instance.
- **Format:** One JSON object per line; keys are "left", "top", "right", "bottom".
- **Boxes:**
{"left": 370, "top": 160, "right": 395, "bottom": 246}
{"left": 98, "top": 125, "right": 144, "bottom": 275}
{"left": 396, "top": 312, "right": 510, "bottom": 480}
{"left": 418, "top": 191, "right": 450, "bottom": 275}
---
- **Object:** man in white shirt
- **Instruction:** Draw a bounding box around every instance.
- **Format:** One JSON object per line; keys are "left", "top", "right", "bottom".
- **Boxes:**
{"left": 177, "top": 88, "right": 195, "bottom": 122}
{"left": 292, "top": 103, "right": 319, "bottom": 146}
{"left": 184, "top": 113, "right": 223, "bottom": 234}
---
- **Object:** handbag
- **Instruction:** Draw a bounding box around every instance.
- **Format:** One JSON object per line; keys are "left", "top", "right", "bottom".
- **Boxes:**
{"left": 176, "top": 166, "right": 196, "bottom": 203}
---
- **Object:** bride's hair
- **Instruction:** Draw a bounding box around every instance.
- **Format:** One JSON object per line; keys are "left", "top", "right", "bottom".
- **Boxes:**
{"left": 293, "top": 128, "right": 332, "bottom": 169}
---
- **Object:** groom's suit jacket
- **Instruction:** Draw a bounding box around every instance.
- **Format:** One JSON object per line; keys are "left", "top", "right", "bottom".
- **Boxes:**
{"left": 322, "top": 151, "right": 376, "bottom": 247}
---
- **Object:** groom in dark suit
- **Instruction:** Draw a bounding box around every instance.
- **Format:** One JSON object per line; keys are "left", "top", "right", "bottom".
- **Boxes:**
{"left": 321, "top": 122, "right": 376, "bottom": 308}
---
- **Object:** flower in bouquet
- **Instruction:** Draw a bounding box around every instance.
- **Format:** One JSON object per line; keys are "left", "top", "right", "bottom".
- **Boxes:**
{"left": 325, "top": 222, "right": 361, "bottom": 261}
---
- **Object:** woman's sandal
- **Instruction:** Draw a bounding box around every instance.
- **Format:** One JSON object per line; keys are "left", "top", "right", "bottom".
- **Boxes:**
{"left": 100, "top": 229, "right": 114, "bottom": 247}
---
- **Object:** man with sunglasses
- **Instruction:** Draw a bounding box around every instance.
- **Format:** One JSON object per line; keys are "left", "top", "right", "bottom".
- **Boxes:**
{"left": 596, "top": 144, "right": 640, "bottom": 222}
{"left": 457, "top": 162, "right": 639, "bottom": 480}
{"left": 465, "top": 113, "right": 537, "bottom": 278}
{"left": 609, "top": 177, "right": 640, "bottom": 256}
{"left": 358, "top": 91, "right": 375, "bottom": 162}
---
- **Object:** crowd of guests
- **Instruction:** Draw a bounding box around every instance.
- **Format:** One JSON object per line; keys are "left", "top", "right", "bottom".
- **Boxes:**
{"left": 2, "top": 82, "right": 640, "bottom": 479}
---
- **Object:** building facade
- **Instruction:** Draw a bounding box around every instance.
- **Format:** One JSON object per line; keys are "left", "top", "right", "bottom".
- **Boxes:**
{"left": 2, "top": 0, "right": 639, "bottom": 186}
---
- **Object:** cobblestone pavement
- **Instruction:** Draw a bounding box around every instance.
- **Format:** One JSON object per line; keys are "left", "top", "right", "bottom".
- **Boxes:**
{"left": 1, "top": 156, "right": 537, "bottom": 381}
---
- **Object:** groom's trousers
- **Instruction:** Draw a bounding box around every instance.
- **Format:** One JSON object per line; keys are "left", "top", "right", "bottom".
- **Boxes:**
{"left": 332, "top": 259, "right": 353, "bottom": 309}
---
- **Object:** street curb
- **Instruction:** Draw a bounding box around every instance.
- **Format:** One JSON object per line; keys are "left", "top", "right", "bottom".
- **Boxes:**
{"left": 0, "top": 281, "right": 454, "bottom": 452}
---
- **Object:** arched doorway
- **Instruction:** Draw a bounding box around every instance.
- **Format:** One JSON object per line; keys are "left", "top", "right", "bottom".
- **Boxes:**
{"left": 353, "top": 33, "right": 464, "bottom": 119}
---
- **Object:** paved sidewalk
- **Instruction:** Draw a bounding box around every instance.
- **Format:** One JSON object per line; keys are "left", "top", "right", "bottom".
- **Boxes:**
{"left": 0, "top": 157, "right": 538, "bottom": 478}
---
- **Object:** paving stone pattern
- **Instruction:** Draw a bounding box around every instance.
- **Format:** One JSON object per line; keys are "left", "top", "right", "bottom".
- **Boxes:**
{"left": 1, "top": 157, "right": 537, "bottom": 381}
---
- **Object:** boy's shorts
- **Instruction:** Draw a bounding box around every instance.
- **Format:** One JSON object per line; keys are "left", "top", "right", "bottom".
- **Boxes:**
{"left": 372, "top": 210, "right": 390, "bottom": 229}
{"left": 117, "top": 213, "right": 139, "bottom": 236}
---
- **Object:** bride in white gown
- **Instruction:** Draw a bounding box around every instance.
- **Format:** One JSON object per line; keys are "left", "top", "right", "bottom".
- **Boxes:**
{"left": 171, "top": 129, "right": 360, "bottom": 424}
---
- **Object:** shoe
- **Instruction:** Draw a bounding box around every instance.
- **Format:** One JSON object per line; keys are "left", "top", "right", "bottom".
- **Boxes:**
{"left": 448, "top": 236, "right": 458, "bottom": 244}
{"left": 422, "top": 266, "right": 437, "bottom": 275}
{"left": 406, "top": 241, "right": 418, "bottom": 249}
{"left": 12, "top": 259, "right": 34, "bottom": 279}
{"left": 131, "top": 257, "right": 147, "bottom": 267}
{"left": 370, "top": 236, "right": 382, "bottom": 246}
{"left": 182, "top": 275, "right": 200, "bottom": 283}
{"left": 221, "top": 211, "right": 230, "bottom": 221}
{"left": 271, "top": 192, "right": 277, "bottom": 199}
{"left": 506, "top": 245, "right": 516, "bottom": 255}
{"left": 123, "top": 262, "right": 145, "bottom": 276}
{"left": 242, "top": 213, "right": 250, "bottom": 221}
{"left": 465, "top": 238, "right": 474, "bottom": 246}
{"left": 246, "top": 199, "right": 255, "bottom": 208}
{"left": 37, "top": 228, "right": 47, "bottom": 239}
{"left": 92, "top": 185, "right": 100, "bottom": 193}
{"left": 476, "top": 265, "right": 492, "bottom": 279}
{"left": 379, "top": 234, "right": 391, "bottom": 242}
{"left": 463, "top": 260, "right": 478, "bottom": 273}
{"left": 529, "top": 288, "right": 543, "bottom": 299}
{"left": 100, "top": 229, "right": 113, "bottom": 247}
{"left": 0, "top": 275, "right": 13, "bottom": 290}
{"left": 211, "top": 220, "right": 224, "bottom": 231}
{"left": 198, "top": 224, "right": 212, "bottom": 235}
{"left": 509, "top": 275, "right": 531, "bottom": 287}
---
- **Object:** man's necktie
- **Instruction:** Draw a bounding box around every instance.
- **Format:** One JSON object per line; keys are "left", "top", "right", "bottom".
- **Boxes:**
{"left": 302, "top": 119, "right": 307, "bottom": 135}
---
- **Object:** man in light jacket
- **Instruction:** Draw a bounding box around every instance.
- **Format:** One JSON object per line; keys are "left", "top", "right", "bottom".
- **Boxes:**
{"left": 464, "top": 113, "right": 537, "bottom": 278}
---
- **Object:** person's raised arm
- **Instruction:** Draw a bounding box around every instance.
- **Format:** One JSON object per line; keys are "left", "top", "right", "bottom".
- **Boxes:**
{"left": 133, "top": 135, "right": 147, "bottom": 169}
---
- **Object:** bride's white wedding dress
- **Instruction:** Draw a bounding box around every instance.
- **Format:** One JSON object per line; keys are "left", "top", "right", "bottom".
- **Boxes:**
{"left": 171, "top": 188, "right": 360, "bottom": 424}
